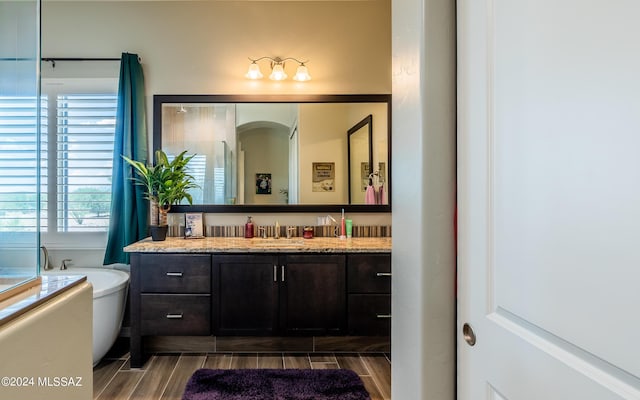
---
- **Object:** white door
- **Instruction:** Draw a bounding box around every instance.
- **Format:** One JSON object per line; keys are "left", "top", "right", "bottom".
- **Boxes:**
{"left": 457, "top": 1, "right": 640, "bottom": 399}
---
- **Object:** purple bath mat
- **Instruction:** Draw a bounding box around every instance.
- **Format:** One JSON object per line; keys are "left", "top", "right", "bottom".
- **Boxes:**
{"left": 182, "top": 368, "right": 371, "bottom": 400}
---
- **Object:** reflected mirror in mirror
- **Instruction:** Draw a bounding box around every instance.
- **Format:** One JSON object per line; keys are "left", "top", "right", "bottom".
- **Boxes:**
{"left": 348, "top": 115, "right": 373, "bottom": 204}
{"left": 154, "top": 95, "right": 391, "bottom": 212}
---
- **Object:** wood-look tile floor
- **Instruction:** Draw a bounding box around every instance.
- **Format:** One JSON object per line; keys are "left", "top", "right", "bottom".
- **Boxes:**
{"left": 94, "top": 350, "right": 391, "bottom": 400}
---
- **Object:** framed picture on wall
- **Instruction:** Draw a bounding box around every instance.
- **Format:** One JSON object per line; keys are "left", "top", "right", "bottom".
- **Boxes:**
{"left": 312, "top": 162, "right": 335, "bottom": 192}
{"left": 184, "top": 212, "right": 204, "bottom": 238}
{"left": 378, "top": 162, "right": 386, "bottom": 184}
{"left": 256, "top": 173, "right": 272, "bottom": 194}
{"left": 360, "top": 162, "right": 370, "bottom": 191}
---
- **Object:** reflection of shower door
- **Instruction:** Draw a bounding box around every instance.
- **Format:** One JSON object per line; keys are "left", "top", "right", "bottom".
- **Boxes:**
{"left": 237, "top": 150, "right": 245, "bottom": 204}
{"left": 224, "top": 146, "right": 234, "bottom": 205}
{"left": 209, "top": 141, "right": 231, "bottom": 205}
{"left": 181, "top": 141, "right": 235, "bottom": 204}
{"left": 288, "top": 126, "right": 299, "bottom": 204}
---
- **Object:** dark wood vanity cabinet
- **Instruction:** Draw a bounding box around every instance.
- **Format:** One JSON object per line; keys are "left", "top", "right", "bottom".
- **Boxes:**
{"left": 129, "top": 250, "right": 388, "bottom": 367}
{"left": 213, "top": 254, "right": 346, "bottom": 336}
{"left": 129, "top": 253, "right": 212, "bottom": 367}
{"left": 279, "top": 254, "right": 346, "bottom": 335}
{"left": 214, "top": 254, "right": 280, "bottom": 335}
{"left": 347, "top": 254, "right": 392, "bottom": 336}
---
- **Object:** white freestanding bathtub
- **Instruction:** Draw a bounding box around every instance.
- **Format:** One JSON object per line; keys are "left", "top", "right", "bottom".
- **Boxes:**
{"left": 44, "top": 267, "right": 129, "bottom": 366}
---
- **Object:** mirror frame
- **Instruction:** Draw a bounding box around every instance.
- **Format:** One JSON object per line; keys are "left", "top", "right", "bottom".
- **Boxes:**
{"left": 153, "top": 94, "right": 391, "bottom": 213}
{"left": 347, "top": 114, "right": 373, "bottom": 204}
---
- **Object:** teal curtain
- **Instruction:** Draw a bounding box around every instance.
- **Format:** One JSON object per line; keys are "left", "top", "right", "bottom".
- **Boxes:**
{"left": 103, "top": 53, "right": 148, "bottom": 265}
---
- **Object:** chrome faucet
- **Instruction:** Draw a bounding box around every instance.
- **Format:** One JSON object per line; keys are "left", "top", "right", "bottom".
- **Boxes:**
{"left": 40, "top": 245, "right": 52, "bottom": 271}
{"left": 60, "top": 258, "right": 72, "bottom": 270}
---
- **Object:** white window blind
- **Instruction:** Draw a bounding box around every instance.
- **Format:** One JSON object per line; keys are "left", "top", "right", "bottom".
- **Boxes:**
{"left": 0, "top": 96, "right": 47, "bottom": 232}
{"left": 56, "top": 94, "right": 116, "bottom": 232}
{"left": 188, "top": 154, "right": 207, "bottom": 204}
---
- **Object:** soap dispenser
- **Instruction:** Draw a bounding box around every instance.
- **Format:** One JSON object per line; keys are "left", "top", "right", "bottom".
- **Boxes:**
{"left": 245, "top": 216, "right": 254, "bottom": 238}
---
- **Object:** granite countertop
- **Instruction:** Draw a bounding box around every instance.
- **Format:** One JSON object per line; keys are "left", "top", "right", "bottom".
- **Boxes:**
{"left": 124, "top": 236, "right": 392, "bottom": 253}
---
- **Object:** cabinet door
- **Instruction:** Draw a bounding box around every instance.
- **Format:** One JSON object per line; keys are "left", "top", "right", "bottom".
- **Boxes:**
{"left": 348, "top": 294, "right": 391, "bottom": 336}
{"left": 347, "top": 254, "right": 391, "bottom": 293}
{"left": 139, "top": 254, "right": 211, "bottom": 293}
{"left": 280, "top": 254, "right": 346, "bottom": 335}
{"left": 214, "top": 254, "right": 279, "bottom": 335}
{"left": 140, "top": 294, "right": 210, "bottom": 335}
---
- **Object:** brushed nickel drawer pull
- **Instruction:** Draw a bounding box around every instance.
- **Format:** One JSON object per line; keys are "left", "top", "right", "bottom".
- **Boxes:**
{"left": 274, "top": 265, "right": 277, "bottom": 282}
{"left": 166, "top": 313, "right": 183, "bottom": 319}
{"left": 376, "top": 314, "right": 392, "bottom": 319}
{"left": 376, "top": 272, "right": 392, "bottom": 277}
{"left": 166, "top": 272, "right": 183, "bottom": 277}
{"left": 281, "top": 265, "right": 286, "bottom": 282}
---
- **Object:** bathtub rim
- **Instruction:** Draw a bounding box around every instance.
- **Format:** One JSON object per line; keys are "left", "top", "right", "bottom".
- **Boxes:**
{"left": 43, "top": 267, "right": 129, "bottom": 298}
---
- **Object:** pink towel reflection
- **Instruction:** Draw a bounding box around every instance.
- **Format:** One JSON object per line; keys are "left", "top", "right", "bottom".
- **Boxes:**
{"left": 379, "top": 184, "right": 387, "bottom": 205}
{"left": 365, "top": 185, "right": 376, "bottom": 204}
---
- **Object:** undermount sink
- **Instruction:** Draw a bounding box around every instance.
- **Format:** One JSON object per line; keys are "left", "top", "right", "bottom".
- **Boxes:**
{"left": 253, "top": 239, "right": 306, "bottom": 247}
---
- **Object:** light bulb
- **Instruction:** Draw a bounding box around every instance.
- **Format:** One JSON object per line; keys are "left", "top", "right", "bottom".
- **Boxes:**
{"left": 269, "top": 63, "right": 288, "bottom": 81}
{"left": 245, "top": 62, "right": 263, "bottom": 79}
{"left": 293, "top": 64, "right": 311, "bottom": 81}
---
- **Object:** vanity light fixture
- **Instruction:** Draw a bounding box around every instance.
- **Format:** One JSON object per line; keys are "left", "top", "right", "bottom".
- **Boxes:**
{"left": 245, "top": 56, "right": 311, "bottom": 82}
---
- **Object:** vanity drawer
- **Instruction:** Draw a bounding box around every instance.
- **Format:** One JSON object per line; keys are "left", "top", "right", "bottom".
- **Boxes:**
{"left": 140, "top": 294, "right": 211, "bottom": 335}
{"left": 139, "top": 254, "right": 211, "bottom": 293}
{"left": 348, "top": 294, "right": 391, "bottom": 336}
{"left": 347, "top": 254, "right": 391, "bottom": 293}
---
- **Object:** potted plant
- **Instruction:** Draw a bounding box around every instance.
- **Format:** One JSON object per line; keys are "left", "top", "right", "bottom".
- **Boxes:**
{"left": 123, "top": 149, "right": 198, "bottom": 241}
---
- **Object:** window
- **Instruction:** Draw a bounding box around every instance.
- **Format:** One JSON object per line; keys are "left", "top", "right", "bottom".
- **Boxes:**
{"left": 0, "top": 96, "right": 47, "bottom": 232}
{"left": 0, "top": 92, "right": 117, "bottom": 234}
{"left": 55, "top": 94, "right": 116, "bottom": 232}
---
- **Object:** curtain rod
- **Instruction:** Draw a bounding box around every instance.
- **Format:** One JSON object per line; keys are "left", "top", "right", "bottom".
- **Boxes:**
{"left": 0, "top": 57, "right": 127, "bottom": 68}
{"left": 42, "top": 57, "right": 125, "bottom": 68}
{"left": 0, "top": 56, "right": 142, "bottom": 68}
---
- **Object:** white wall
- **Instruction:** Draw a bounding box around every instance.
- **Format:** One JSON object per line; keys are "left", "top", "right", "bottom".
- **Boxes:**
{"left": 391, "top": 0, "right": 456, "bottom": 399}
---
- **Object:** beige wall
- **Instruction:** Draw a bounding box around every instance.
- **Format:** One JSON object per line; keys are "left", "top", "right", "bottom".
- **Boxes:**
{"left": 347, "top": 103, "right": 388, "bottom": 204}
{"left": 42, "top": 1, "right": 391, "bottom": 97}
{"left": 42, "top": 0, "right": 392, "bottom": 225}
{"left": 298, "top": 103, "right": 348, "bottom": 203}
{"left": 298, "top": 102, "right": 388, "bottom": 204}
{"left": 0, "top": 282, "right": 93, "bottom": 400}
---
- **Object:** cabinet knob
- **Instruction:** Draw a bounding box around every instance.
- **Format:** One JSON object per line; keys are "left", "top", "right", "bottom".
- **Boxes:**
{"left": 166, "top": 272, "right": 183, "bottom": 277}
{"left": 166, "top": 313, "right": 183, "bottom": 319}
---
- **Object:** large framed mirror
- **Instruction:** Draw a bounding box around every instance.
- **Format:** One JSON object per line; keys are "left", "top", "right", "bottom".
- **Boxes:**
{"left": 153, "top": 94, "right": 391, "bottom": 213}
